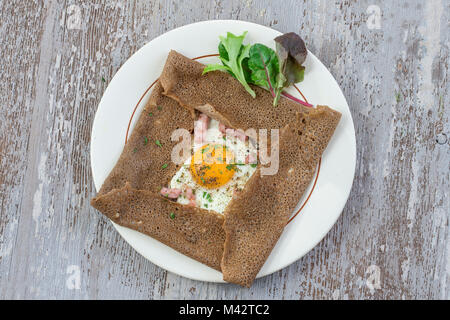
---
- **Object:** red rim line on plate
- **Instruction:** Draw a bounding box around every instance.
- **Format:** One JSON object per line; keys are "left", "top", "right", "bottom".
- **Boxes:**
{"left": 125, "top": 54, "right": 321, "bottom": 224}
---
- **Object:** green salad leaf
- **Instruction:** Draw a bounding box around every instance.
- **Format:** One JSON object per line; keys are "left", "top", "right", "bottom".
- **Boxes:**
{"left": 273, "top": 32, "right": 307, "bottom": 106}
{"left": 203, "top": 31, "right": 309, "bottom": 107}
{"left": 203, "top": 31, "right": 256, "bottom": 98}
{"left": 246, "top": 44, "right": 279, "bottom": 96}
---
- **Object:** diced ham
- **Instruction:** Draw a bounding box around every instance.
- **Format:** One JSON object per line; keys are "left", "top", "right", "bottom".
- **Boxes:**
{"left": 188, "top": 199, "right": 197, "bottom": 207}
{"left": 222, "top": 125, "right": 248, "bottom": 142}
{"left": 194, "top": 113, "right": 209, "bottom": 144}
{"left": 233, "top": 129, "right": 247, "bottom": 142}
{"left": 245, "top": 153, "right": 257, "bottom": 164}
{"left": 184, "top": 185, "right": 195, "bottom": 200}
{"left": 160, "top": 187, "right": 182, "bottom": 199}
{"left": 219, "top": 123, "right": 227, "bottom": 135}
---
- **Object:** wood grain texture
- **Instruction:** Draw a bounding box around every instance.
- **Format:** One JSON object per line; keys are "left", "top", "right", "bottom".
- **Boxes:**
{"left": 0, "top": 0, "right": 448, "bottom": 299}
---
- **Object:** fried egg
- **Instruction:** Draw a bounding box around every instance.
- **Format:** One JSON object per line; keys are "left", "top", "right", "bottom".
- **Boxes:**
{"left": 169, "top": 119, "right": 257, "bottom": 214}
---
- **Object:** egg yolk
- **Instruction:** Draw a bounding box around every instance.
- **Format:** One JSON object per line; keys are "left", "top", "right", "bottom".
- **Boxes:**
{"left": 190, "top": 144, "right": 235, "bottom": 189}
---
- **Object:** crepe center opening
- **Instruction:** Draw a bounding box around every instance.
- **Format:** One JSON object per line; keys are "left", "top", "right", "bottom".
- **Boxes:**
{"left": 169, "top": 118, "right": 257, "bottom": 214}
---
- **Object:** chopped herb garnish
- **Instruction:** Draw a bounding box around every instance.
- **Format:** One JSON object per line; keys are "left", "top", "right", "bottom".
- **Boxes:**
{"left": 133, "top": 148, "right": 137, "bottom": 153}
{"left": 204, "top": 204, "right": 208, "bottom": 208}
{"left": 161, "top": 163, "right": 168, "bottom": 169}
{"left": 148, "top": 112, "right": 153, "bottom": 116}
{"left": 203, "top": 191, "right": 207, "bottom": 198}
{"left": 169, "top": 212, "right": 175, "bottom": 219}
{"left": 395, "top": 92, "right": 402, "bottom": 102}
{"left": 155, "top": 140, "right": 162, "bottom": 147}
{"left": 101, "top": 77, "right": 106, "bottom": 82}
{"left": 144, "top": 136, "right": 148, "bottom": 145}
{"left": 226, "top": 164, "right": 242, "bottom": 172}
{"left": 157, "top": 106, "right": 162, "bottom": 111}
{"left": 251, "top": 164, "right": 257, "bottom": 168}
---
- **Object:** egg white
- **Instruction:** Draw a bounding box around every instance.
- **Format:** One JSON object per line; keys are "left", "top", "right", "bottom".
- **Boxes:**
{"left": 169, "top": 119, "right": 257, "bottom": 214}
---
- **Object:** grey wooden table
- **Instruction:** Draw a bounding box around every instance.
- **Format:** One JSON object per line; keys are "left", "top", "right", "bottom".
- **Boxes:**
{"left": 0, "top": 0, "right": 449, "bottom": 300}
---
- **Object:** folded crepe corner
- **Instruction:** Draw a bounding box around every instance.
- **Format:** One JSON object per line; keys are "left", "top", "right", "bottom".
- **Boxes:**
{"left": 91, "top": 50, "right": 342, "bottom": 287}
{"left": 221, "top": 107, "right": 341, "bottom": 287}
{"left": 91, "top": 182, "right": 225, "bottom": 271}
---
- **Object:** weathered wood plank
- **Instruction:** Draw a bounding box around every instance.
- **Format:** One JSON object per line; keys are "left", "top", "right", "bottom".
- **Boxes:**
{"left": 0, "top": 0, "right": 448, "bottom": 299}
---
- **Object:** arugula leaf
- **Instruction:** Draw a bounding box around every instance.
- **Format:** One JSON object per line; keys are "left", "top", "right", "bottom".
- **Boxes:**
{"left": 220, "top": 42, "right": 253, "bottom": 83}
{"left": 202, "top": 64, "right": 230, "bottom": 73}
{"left": 203, "top": 32, "right": 256, "bottom": 98}
{"left": 218, "top": 42, "right": 229, "bottom": 62}
{"left": 273, "top": 32, "right": 307, "bottom": 106}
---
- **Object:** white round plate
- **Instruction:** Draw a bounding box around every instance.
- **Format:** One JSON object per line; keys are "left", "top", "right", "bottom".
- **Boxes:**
{"left": 91, "top": 20, "right": 356, "bottom": 283}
